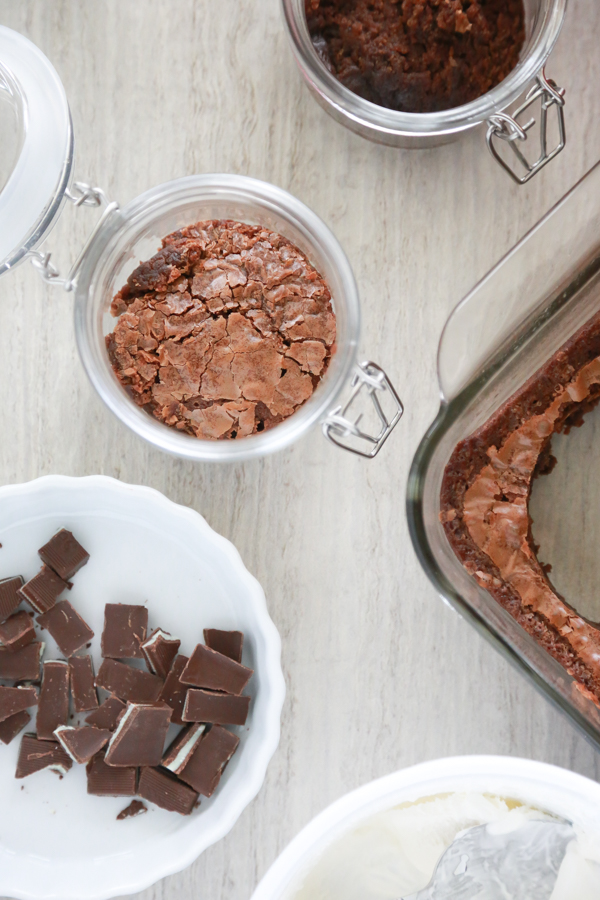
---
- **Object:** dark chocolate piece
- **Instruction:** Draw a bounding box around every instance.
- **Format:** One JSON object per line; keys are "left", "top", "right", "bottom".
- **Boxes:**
{"left": 104, "top": 702, "right": 172, "bottom": 767}
{"left": 0, "top": 641, "right": 43, "bottom": 681}
{"left": 162, "top": 723, "right": 205, "bottom": 774}
{"left": 117, "top": 799, "right": 147, "bottom": 820}
{"left": 138, "top": 766, "right": 198, "bottom": 815}
{"left": 157, "top": 654, "right": 189, "bottom": 725}
{"left": 0, "top": 576, "right": 24, "bottom": 623}
{"left": 95, "top": 658, "right": 163, "bottom": 704}
{"left": 0, "top": 709, "right": 30, "bottom": 744}
{"left": 18, "top": 566, "right": 68, "bottom": 614}
{"left": 0, "top": 610, "right": 35, "bottom": 652}
{"left": 86, "top": 750, "right": 137, "bottom": 796}
{"left": 204, "top": 629, "right": 243, "bottom": 663}
{"left": 0, "top": 686, "right": 37, "bottom": 723}
{"left": 36, "top": 661, "right": 70, "bottom": 740}
{"left": 176, "top": 724, "right": 239, "bottom": 797}
{"left": 101, "top": 604, "right": 148, "bottom": 659}
{"left": 38, "top": 529, "right": 90, "bottom": 581}
{"left": 69, "top": 656, "right": 99, "bottom": 712}
{"left": 85, "top": 695, "right": 126, "bottom": 730}
{"left": 181, "top": 644, "right": 253, "bottom": 695}
{"left": 54, "top": 725, "right": 111, "bottom": 764}
{"left": 141, "top": 629, "right": 181, "bottom": 678}
{"left": 183, "top": 689, "right": 250, "bottom": 726}
{"left": 16, "top": 734, "right": 73, "bottom": 777}
{"left": 37, "top": 600, "right": 94, "bottom": 658}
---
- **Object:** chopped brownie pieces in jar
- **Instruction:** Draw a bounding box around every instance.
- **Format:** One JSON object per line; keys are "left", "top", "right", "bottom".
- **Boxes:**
{"left": 106, "top": 220, "right": 336, "bottom": 440}
{"left": 305, "top": 0, "right": 525, "bottom": 113}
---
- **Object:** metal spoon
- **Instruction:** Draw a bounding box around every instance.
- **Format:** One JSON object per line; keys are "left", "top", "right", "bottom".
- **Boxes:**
{"left": 401, "top": 820, "right": 575, "bottom": 900}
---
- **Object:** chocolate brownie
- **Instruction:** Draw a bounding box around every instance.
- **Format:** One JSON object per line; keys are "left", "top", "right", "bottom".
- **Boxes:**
{"left": 107, "top": 220, "right": 336, "bottom": 440}
{"left": 441, "top": 309, "right": 600, "bottom": 704}
{"left": 306, "top": 0, "right": 525, "bottom": 113}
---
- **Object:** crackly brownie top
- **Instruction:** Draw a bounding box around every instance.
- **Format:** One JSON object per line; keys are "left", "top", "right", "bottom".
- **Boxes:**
{"left": 106, "top": 220, "right": 336, "bottom": 440}
{"left": 306, "top": 0, "right": 525, "bottom": 113}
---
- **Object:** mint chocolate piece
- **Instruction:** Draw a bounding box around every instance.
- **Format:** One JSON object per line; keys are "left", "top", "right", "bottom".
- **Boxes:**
{"left": 117, "top": 799, "right": 147, "bottom": 820}
{"left": 36, "top": 661, "right": 69, "bottom": 740}
{"left": 157, "top": 654, "right": 189, "bottom": 725}
{"left": 176, "top": 724, "right": 239, "bottom": 797}
{"left": 203, "top": 629, "right": 243, "bottom": 663}
{"left": 38, "top": 529, "right": 89, "bottom": 581}
{"left": 141, "top": 628, "right": 180, "bottom": 678}
{"left": 162, "top": 723, "right": 205, "bottom": 774}
{"left": 16, "top": 733, "right": 73, "bottom": 777}
{"left": 0, "top": 611, "right": 35, "bottom": 652}
{"left": 95, "top": 659, "right": 163, "bottom": 704}
{"left": 85, "top": 695, "right": 126, "bottom": 730}
{"left": 138, "top": 766, "right": 198, "bottom": 814}
{"left": 0, "top": 709, "right": 30, "bottom": 744}
{"left": 0, "top": 686, "right": 38, "bottom": 723}
{"left": 18, "top": 566, "right": 68, "bottom": 614}
{"left": 37, "top": 600, "right": 94, "bottom": 658}
{"left": 69, "top": 656, "right": 98, "bottom": 712}
{"left": 55, "top": 725, "right": 111, "bottom": 764}
{"left": 86, "top": 750, "right": 137, "bottom": 796}
{"left": 181, "top": 644, "right": 253, "bottom": 695}
{"left": 0, "top": 641, "right": 43, "bottom": 681}
{"left": 183, "top": 689, "right": 250, "bottom": 726}
{"left": 101, "top": 604, "right": 148, "bottom": 659}
{"left": 104, "top": 702, "right": 172, "bottom": 767}
{"left": 0, "top": 576, "right": 24, "bottom": 623}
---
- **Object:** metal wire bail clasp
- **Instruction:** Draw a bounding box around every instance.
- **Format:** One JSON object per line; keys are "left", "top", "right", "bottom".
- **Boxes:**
{"left": 29, "top": 181, "right": 119, "bottom": 291}
{"left": 323, "top": 362, "right": 403, "bottom": 458}
{"left": 486, "top": 70, "right": 566, "bottom": 185}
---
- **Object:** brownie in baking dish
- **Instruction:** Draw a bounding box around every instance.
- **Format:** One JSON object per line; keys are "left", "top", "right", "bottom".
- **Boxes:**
{"left": 441, "top": 308, "right": 600, "bottom": 704}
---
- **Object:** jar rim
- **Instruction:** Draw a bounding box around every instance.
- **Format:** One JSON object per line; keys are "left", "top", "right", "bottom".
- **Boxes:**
{"left": 282, "top": 0, "right": 567, "bottom": 138}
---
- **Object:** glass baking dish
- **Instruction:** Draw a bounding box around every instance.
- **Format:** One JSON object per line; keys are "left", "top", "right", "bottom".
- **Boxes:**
{"left": 407, "top": 160, "right": 600, "bottom": 749}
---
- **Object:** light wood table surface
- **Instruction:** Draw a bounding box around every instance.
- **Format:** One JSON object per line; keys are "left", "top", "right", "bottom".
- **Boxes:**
{"left": 1, "top": 2, "right": 600, "bottom": 898}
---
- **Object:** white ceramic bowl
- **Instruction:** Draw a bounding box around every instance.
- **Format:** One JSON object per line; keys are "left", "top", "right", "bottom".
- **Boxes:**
{"left": 0, "top": 475, "right": 285, "bottom": 900}
{"left": 251, "top": 756, "right": 600, "bottom": 900}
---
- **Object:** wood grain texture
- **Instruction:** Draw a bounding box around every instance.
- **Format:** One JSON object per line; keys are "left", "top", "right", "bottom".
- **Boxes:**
{"left": 1, "top": 1, "right": 600, "bottom": 898}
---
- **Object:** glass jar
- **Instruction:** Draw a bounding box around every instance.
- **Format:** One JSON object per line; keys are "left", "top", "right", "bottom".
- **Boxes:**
{"left": 282, "top": 0, "right": 567, "bottom": 184}
{"left": 0, "top": 28, "right": 402, "bottom": 463}
{"left": 407, "top": 160, "right": 600, "bottom": 750}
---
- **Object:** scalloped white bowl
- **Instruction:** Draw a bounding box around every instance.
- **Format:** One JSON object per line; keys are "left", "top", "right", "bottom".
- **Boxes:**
{"left": 0, "top": 475, "right": 285, "bottom": 900}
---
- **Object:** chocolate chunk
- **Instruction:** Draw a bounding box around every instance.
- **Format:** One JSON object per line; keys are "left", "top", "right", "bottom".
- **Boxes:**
{"left": 85, "top": 695, "right": 126, "bottom": 731}
{"left": 138, "top": 766, "right": 198, "bottom": 814}
{"left": 37, "top": 600, "right": 94, "bottom": 658}
{"left": 157, "top": 654, "right": 189, "bottom": 725}
{"left": 101, "top": 604, "right": 148, "bottom": 659}
{"left": 203, "top": 628, "right": 243, "bottom": 663}
{"left": 18, "top": 566, "right": 68, "bottom": 614}
{"left": 36, "top": 661, "right": 69, "bottom": 740}
{"left": 183, "top": 689, "right": 250, "bottom": 725}
{"left": 0, "top": 576, "right": 24, "bottom": 622}
{"left": 104, "top": 702, "right": 172, "bottom": 767}
{"left": 161, "top": 723, "right": 205, "bottom": 774}
{"left": 16, "top": 734, "right": 73, "bottom": 777}
{"left": 176, "top": 724, "right": 239, "bottom": 797}
{"left": 0, "top": 709, "right": 30, "bottom": 744}
{"left": 141, "top": 628, "right": 181, "bottom": 678}
{"left": 117, "top": 799, "right": 147, "bottom": 820}
{"left": 0, "top": 641, "right": 44, "bottom": 682}
{"left": 95, "top": 659, "right": 163, "bottom": 704}
{"left": 0, "top": 611, "right": 35, "bottom": 652}
{"left": 181, "top": 644, "right": 253, "bottom": 694}
{"left": 38, "top": 529, "right": 90, "bottom": 581}
{"left": 0, "top": 686, "right": 37, "bottom": 723}
{"left": 54, "top": 725, "right": 111, "bottom": 764}
{"left": 86, "top": 750, "right": 137, "bottom": 796}
{"left": 69, "top": 656, "right": 99, "bottom": 712}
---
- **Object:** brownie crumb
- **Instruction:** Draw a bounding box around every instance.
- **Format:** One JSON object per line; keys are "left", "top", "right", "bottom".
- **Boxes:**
{"left": 306, "top": 0, "right": 525, "bottom": 113}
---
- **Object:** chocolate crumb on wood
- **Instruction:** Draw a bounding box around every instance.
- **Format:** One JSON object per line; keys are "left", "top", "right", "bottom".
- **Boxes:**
{"left": 69, "top": 656, "right": 99, "bottom": 712}
{"left": 95, "top": 658, "right": 163, "bottom": 704}
{"left": 141, "top": 628, "right": 181, "bottom": 678}
{"left": 0, "top": 576, "right": 24, "bottom": 623}
{"left": 38, "top": 529, "right": 90, "bottom": 581}
{"left": 204, "top": 628, "right": 243, "bottom": 663}
{"left": 0, "top": 642, "right": 44, "bottom": 682}
{"left": 183, "top": 688, "right": 250, "bottom": 726}
{"left": 36, "top": 661, "right": 70, "bottom": 740}
{"left": 86, "top": 750, "right": 138, "bottom": 796}
{"left": 85, "top": 695, "right": 126, "bottom": 730}
{"left": 138, "top": 766, "right": 198, "bottom": 814}
{"left": 16, "top": 734, "right": 73, "bottom": 778}
{"left": 175, "top": 724, "right": 239, "bottom": 797}
{"left": 18, "top": 566, "right": 69, "bottom": 614}
{"left": 0, "top": 686, "right": 37, "bottom": 723}
{"left": 0, "top": 709, "right": 30, "bottom": 744}
{"left": 104, "top": 702, "right": 172, "bottom": 767}
{"left": 0, "top": 611, "right": 36, "bottom": 652}
{"left": 181, "top": 643, "right": 252, "bottom": 694}
{"left": 37, "top": 600, "right": 94, "bottom": 658}
{"left": 101, "top": 603, "right": 148, "bottom": 659}
{"left": 117, "top": 799, "right": 147, "bottom": 820}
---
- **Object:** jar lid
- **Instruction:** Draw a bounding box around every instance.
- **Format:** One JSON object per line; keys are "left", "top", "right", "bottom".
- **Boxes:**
{"left": 0, "top": 26, "right": 72, "bottom": 276}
